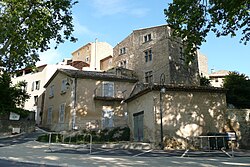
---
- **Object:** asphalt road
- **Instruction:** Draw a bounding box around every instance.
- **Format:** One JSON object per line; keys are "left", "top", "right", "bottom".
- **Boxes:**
{"left": 0, "top": 129, "right": 43, "bottom": 147}
{"left": 0, "top": 128, "right": 250, "bottom": 167}
{"left": 0, "top": 159, "right": 59, "bottom": 167}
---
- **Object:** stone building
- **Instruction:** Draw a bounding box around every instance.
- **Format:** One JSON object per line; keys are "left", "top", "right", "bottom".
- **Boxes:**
{"left": 113, "top": 25, "right": 200, "bottom": 86}
{"left": 197, "top": 51, "right": 209, "bottom": 78}
{"left": 71, "top": 40, "right": 113, "bottom": 71}
{"left": 209, "top": 70, "right": 230, "bottom": 87}
{"left": 42, "top": 68, "right": 137, "bottom": 131}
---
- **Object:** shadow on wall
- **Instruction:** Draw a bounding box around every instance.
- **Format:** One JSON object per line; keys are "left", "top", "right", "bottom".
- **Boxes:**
{"left": 159, "top": 91, "right": 226, "bottom": 149}
{"left": 225, "top": 109, "right": 250, "bottom": 149}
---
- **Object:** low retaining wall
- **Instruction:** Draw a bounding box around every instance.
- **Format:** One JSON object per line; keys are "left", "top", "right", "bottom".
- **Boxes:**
{"left": 225, "top": 109, "right": 250, "bottom": 149}
{"left": 0, "top": 113, "right": 35, "bottom": 136}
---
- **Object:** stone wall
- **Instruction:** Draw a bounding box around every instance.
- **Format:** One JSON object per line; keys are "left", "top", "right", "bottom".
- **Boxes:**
{"left": 224, "top": 109, "right": 250, "bottom": 149}
{"left": 0, "top": 113, "right": 35, "bottom": 136}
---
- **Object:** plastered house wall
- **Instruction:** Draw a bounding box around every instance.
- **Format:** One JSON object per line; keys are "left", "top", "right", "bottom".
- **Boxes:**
{"left": 42, "top": 70, "right": 136, "bottom": 131}
{"left": 127, "top": 87, "right": 227, "bottom": 148}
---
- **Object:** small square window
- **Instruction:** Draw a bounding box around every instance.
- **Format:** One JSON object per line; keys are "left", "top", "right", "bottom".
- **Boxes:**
{"left": 144, "top": 34, "right": 152, "bottom": 43}
{"left": 119, "top": 47, "right": 126, "bottom": 55}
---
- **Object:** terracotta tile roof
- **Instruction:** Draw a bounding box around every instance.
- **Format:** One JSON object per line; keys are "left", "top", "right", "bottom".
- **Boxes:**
{"left": 44, "top": 68, "right": 138, "bottom": 88}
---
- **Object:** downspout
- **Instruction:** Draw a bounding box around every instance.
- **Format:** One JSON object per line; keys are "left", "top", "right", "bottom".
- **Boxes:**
{"left": 72, "top": 72, "right": 77, "bottom": 130}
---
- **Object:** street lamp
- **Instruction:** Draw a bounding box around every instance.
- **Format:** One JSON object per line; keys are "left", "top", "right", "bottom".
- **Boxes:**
{"left": 159, "top": 73, "right": 165, "bottom": 150}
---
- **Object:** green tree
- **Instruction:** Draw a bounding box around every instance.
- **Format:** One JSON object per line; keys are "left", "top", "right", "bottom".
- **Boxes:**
{"left": 0, "top": 72, "right": 30, "bottom": 116}
{"left": 223, "top": 71, "right": 250, "bottom": 108}
{"left": 164, "top": 0, "right": 250, "bottom": 63}
{"left": 200, "top": 76, "right": 210, "bottom": 86}
{"left": 0, "top": 0, "right": 78, "bottom": 72}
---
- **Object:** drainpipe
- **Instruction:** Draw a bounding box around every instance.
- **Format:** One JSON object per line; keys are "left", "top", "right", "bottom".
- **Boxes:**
{"left": 72, "top": 72, "right": 77, "bottom": 130}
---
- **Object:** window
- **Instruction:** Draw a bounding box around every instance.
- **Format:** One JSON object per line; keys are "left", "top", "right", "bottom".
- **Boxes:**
{"left": 34, "top": 95, "right": 38, "bottom": 106}
{"left": 119, "top": 60, "right": 127, "bottom": 68}
{"left": 86, "top": 56, "right": 89, "bottom": 62}
{"left": 144, "top": 34, "right": 152, "bottom": 43}
{"left": 180, "top": 47, "right": 185, "bottom": 63}
{"left": 47, "top": 106, "right": 52, "bottom": 124}
{"left": 35, "top": 80, "right": 40, "bottom": 90}
{"left": 31, "top": 80, "right": 40, "bottom": 91}
{"left": 61, "top": 79, "right": 67, "bottom": 94}
{"left": 31, "top": 82, "right": 34, "bottom": 91}
{"left": 103, "top": 82, "right": 114, "bottom": 97}
{"left": 145, "top": 71, "right": 153, "bottom": 83}
{"left": 144, "top": 49, "right": 152, "bottom": 62}
{"left": 21, "top": 81, "right": 28, "bottom": 91}
{"left": 102, "top": 109, "right": 114, "bottom": 128}
{"left": 119, "top": 47, "right": 126, "bottom": 55}
{"left": 49, "top": 85, "right": 54, "bottom": 98}
{"left": 59, "top": 103, "right": 65, "bottom": 123}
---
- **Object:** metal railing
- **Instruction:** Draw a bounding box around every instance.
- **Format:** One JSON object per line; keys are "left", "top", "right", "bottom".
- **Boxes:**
{"left": 47, "top": 132, "right": 93, "bottom": 154}
{"left": 182, "top": 135, "right": 236, "bottom": 158}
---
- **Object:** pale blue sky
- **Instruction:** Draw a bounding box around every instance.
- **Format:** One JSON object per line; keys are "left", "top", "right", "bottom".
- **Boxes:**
{"left": 38, "top": 0, "right": 250, "bottom": 77}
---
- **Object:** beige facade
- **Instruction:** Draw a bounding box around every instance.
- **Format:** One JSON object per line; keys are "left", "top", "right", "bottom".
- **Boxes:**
{"left": 42, "top": 68, "right": 137, "bottom": 131}
{"left": 113, "top": 25, "right": 200, "bottom": 86}
{"left": 209, "top": 70, "right": 229, "bottom": 87}
{"left": 100, "top": 55, "right": 113, "bottom": 71}
{"left": 11, "top": 64, "right": 76, "bottom": 125}
{"left": 126, "top": 85, "right": 227, "bottom": 148}
{"left": 71, "top": 41, "right": 113, "bottom": 71}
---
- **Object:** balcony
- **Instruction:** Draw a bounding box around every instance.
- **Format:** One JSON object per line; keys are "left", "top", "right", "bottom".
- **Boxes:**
{"left": 94, "top": 84, "right": 126, "bottom": 101}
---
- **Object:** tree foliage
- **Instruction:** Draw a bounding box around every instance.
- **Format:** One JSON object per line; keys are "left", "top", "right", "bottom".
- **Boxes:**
{"left": 200, "top": 76, "right": 210, "bottom": 86}
{"left": 0, "top": 0, "right": 78, "bottom": 72}
{"left": 164, "top": 0, "right": 250, "bottom": 63}
{"left": 0, "top": 72, "right": 30, "bottom": 116}
{"left": 223, "top": 71, "right": 250, "bottom": 109}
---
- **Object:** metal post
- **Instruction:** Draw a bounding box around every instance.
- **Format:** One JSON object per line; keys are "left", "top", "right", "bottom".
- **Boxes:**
{"left": 160, "top": 90, "right": 163, "bottom": 149}
{"left": 72, "top": 72, "right": 77, "bottom": 130}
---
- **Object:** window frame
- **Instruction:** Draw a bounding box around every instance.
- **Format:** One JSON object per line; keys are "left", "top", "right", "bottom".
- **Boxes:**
{"left": 145, "top": 71, "right": 153, "bottom": 83}
{"left": 34, "top": 95, "right": 38, "bottom": 106}
{"left": 143, "top": 34, "right": 152, "bottom": 43}
{"left": 35, "top": 80, "right": 40, "bottom": 90}
{"left": 102, "top": 81, "right": 114, "bottom": 97}
{"left": 144, "top": 49, "right": 153, "bottom": 63}
{"left": 102, "top": 108, "right": 114, "bottom": 128}
{"left": 61, "top": 78, "right": 67, "bottom": 94}
{"left": 47, "top": 106, "right": 52, "bottom": 124}
{"left": 59, "top": 103, "right": 65, "bottom": 123}
{"left": 49, "top": 85, "right": 55, "bottom": 98}
{"left": 119, "top": 47, "right": 126, "bottom": 55}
